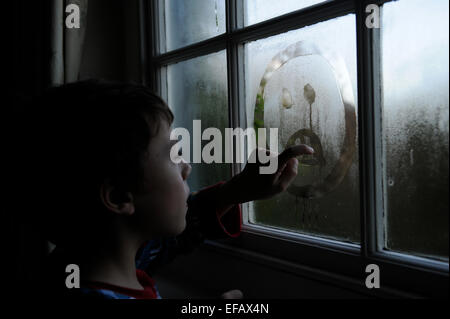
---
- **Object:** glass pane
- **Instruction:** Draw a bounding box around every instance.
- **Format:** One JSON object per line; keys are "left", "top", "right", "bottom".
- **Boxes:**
{"left": 163, "top": 0, "right": 226, "bottom": 52}
{"left": 167, "top": 51, "right": 230, "bottom": 191}
{"left": 245, "top": 14, "right": 360, "bottom": 243}
{"left": 244, "top": 0, "right": 327, "bottom": 27}
{"left": 381, "top": 0, "right": 449, "bottom": 260}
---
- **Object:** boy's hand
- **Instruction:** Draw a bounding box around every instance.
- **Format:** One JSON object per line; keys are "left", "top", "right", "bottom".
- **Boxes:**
{"left": 220, "top": 289, "right": 244, "bottom": 299}
{"left": 218, "top": 145, "right": 314, "bottom": 208}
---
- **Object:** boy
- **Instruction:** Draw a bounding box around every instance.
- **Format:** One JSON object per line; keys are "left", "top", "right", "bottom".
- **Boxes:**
{"left": 25, "top": 80, "right": 314, "bottom": 299}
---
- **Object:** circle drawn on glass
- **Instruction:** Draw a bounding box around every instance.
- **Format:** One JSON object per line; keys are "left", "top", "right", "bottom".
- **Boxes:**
{"left": 253, "top": 40, "right": 357, "bottom": 199}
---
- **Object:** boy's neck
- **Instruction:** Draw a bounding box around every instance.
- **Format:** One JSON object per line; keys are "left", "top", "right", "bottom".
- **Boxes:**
{"left": 80, "top": 222, "right": 145, "bottom": 290}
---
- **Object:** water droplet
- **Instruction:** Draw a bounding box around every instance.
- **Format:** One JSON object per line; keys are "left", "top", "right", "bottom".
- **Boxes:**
{"left": 388, "top": 178, "right": 395, "bottom": 187}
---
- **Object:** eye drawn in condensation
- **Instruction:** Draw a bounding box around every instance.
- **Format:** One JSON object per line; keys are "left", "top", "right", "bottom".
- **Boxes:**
{"left": 281, "top": 88, "right": 294, "bottom": 109}
{"left": 253, "top": 40, "right": 357, "bottom": 199}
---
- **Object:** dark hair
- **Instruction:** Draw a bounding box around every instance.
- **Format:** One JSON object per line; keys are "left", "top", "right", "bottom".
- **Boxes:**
{"left": 23, "top": 80, "right": 174, "bottom": 247}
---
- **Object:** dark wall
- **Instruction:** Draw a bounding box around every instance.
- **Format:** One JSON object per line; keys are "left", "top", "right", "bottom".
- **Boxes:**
{"left": 6, "top": 0, "right": 142, "bottom": 290}
{"left": 6, "top": 1, "right": 50, "bottom": 290}
{"left": 10, "top": 2, "right": 49, "bottom": 97}
{"left": 80, "top": 0, "right": 142, "bottom": 83}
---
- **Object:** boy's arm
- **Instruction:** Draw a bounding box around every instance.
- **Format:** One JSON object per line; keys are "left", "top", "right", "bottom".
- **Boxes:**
{"left": 181, "top": 181, "right": 242, "bottom": 242}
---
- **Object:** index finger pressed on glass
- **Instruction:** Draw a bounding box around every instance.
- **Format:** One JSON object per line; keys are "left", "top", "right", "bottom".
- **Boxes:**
{"left": 278, "top": 145, "right": 314, "bottom": 165}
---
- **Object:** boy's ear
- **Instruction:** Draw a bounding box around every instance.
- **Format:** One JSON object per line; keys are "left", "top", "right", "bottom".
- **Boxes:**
{"left": 100, "top": 180, "right": 135, "bottom": 216}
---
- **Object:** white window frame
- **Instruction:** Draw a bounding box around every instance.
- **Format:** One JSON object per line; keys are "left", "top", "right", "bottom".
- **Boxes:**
{"left": 140, "top": 0, "right": 449, "bottom": 297}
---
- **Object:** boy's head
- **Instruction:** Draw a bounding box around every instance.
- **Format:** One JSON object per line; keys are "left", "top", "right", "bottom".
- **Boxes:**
{"left": 25, "top": 80, "right": 191, "bottom": 248}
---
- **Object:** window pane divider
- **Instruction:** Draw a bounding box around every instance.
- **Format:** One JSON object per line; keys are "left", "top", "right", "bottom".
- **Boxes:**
{"left": 151, "top": 0, "right": 356, "bottom": 67}
{"left": 226, "top": 0, "right": 242, "bottom": 177}
{"left": 355, "top": 0, "right": 379, "bottom": 261}
{"left": 242, "top": 222, "right": 360, "bottom": 254}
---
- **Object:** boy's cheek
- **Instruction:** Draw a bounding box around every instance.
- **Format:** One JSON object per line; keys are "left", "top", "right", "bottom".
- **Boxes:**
{"left": 133, "top": 191, "right": 186, "bottom": 235}
{"left": 155, "top": 192, "right": 188, "bottom": 236}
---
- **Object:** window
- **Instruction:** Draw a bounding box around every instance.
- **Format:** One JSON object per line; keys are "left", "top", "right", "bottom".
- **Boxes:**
{"left": 167, "top": 51, "right": 230, "bottom": 192}
{"left": 380, "top": 0, "right": 449, "bottom": 261}
{"left": 146, "top": 0, "right": 448, "bottom": 296}
{"left": 244, "top": 0, "right": 327, "bottom": 26}
{"left": 162, "top": 0, "right": 226, "bottom": 52}
{"left": 245, "top": 14, "right": 360, "bottom": 243}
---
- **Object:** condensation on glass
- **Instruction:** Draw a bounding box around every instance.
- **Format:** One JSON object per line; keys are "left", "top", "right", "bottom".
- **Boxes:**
{"left": 167, "top": 51, "right": 230, "bottom": 192}
{"left": 244, "top": 0, "right": 327, "bottom": 27}
{"left": 163, "top": 0, "right": 226, "bottom": 52}
{"left": 381, "top": 0, "right": 449, "bottom": 260}
{"left": 245, "top": 14, "right": 360, "bottom": 243}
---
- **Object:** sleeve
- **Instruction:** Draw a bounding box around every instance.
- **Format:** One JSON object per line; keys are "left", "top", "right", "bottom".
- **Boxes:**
{"left": 136, "top": 182, "right": 242, "bottom": 273}
{"left": 182, "top": 181, "right": 242, "bottom": 241}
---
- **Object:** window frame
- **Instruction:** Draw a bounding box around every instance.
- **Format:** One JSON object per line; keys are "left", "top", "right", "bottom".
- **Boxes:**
{"left": 141, "top": 0, "right": 449, "bottom": 297}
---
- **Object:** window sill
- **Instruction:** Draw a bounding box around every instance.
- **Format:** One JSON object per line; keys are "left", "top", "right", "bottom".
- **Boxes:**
{"left": 205, "top": 226, "right": 449, "bottom": 298}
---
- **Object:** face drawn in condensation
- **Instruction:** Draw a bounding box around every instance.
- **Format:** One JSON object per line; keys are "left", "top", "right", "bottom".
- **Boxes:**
{"left": 290, "top": 83, "right": 326, "bottom": 168}
{"left": 254, "top": 40, "right": 357, "bottom": 199}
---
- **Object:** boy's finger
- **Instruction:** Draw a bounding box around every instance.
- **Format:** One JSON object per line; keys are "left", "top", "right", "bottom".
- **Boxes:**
{"left": 275, "top": 158, "right": 298, "bottom": 191}
{"left": 220, "top": 289, "right": 244, "bottom": 299}
{"left": 278, "top": 145, "right": 314, "bottom": 169}
{"left": 248, "top": 147, "right": 279, "bottom": 165}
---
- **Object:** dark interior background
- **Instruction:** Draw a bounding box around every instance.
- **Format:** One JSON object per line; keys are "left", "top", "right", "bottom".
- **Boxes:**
{"left": 5, "top": 0, "right": 143, "bottom": 295}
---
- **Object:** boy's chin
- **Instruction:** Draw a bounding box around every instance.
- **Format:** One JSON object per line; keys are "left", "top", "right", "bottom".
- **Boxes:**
{"left": 174, "top": 218, "right": 187, "bottom": 236}
{"left": 148, "top": 213, "right": 187, "bottom": 238}
{"left": 164, "top": 218, "right": 187, "bottom": 237}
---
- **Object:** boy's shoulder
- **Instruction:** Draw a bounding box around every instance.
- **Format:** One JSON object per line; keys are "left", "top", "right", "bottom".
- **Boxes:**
{"left": 78, "top": 288, "right": 136, "bottom": 299}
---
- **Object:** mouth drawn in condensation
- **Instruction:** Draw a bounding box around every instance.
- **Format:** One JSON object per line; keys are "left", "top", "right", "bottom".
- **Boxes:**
{"left": 253, "top": 40, "right": 357, "bottom": 199}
